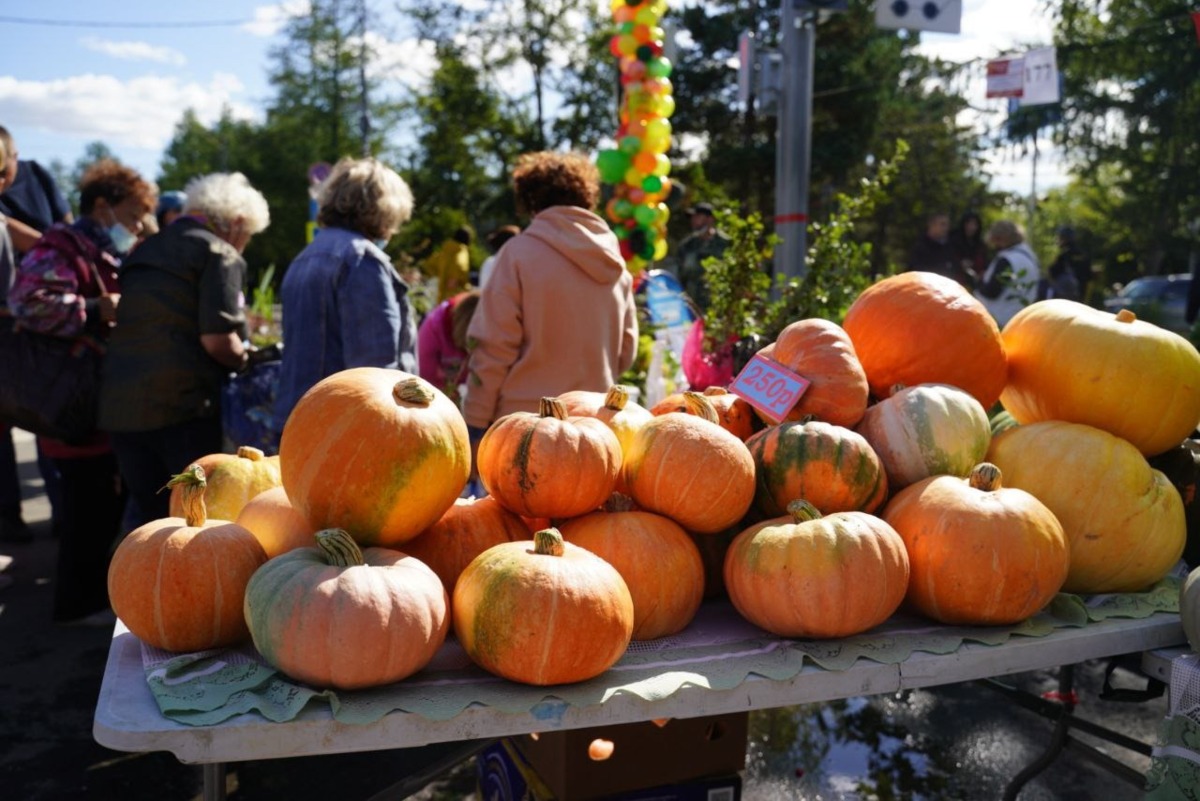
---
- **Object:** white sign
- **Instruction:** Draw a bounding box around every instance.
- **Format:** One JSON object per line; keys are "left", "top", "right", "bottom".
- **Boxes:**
{"left": 875, "top": 0, "right": 962, "bottom": 35}
{"left": 1021, "top": 47, "right": 1061, "bottom": 106}
{"left": 986, "top": 56, "right": 1025, "bottom": 99}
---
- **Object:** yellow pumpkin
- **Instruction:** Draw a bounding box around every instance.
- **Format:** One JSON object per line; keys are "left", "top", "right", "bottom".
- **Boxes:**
{"left": 987, "top": 421, "right": 1185, "bottom": 593}
{"left": 1001, "top": 300, "right": 1200, "bottom": 456}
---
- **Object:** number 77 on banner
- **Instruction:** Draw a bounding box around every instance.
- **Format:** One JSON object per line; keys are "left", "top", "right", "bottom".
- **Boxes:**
{"left": 728, "top": 354, "right": 811, "bottom": 423}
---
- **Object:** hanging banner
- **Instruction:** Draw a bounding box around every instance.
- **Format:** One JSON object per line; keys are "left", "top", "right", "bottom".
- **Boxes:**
{"left": 986, "top": 56, "right": 1025, "bottom": 99}
{"left": 1021, "top": 47, "right": 1061, "bottom": 106}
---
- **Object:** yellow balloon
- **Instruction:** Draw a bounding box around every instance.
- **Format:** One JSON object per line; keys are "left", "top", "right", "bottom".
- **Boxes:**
{"left": 634, "top": 7, "right": 660, "bottom": 26}
{"left": 656, "top": 202, "right": 671, "bottom": 225}
{"left": 653, "top": 238, "right": 668, "bottom": 261}
{"left": 652, "top": 154, "right": 671, "bottom": 177}
{"left": 624, "top": 167, "right": 647, "bottom": 187}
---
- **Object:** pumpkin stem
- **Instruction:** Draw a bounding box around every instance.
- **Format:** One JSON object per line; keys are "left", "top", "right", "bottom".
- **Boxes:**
{"left": 786, "top": 499, "right": 823, "bottom": 523}
{"left": 603, "top": 385, "right": 631, "bottom": 412}
{"left": 968, "top": 463, "right": 1003, "bottom": 492}
{"left": 682, "top": 391, "right": 720, "bottom": 424}
{"left": 798, "top": 414, "right": 817, "bottom": 425}
{"left": 1115, "top": 309, "right": 1137, "bottom": 324}
{"left": 315, "top": 529, "right": 365, "bottom": 566}
{"left": 888, "top": 383, "right": 907, "bottom": 397}
{"left": 604, "top": 493, "right": 637, "bottom": 513}
{"left": 166, "top": 464, "right": 208, "bottom": 527}
{"left": 702, "top": 387, "right": 729, "bottom": 397}
{"left": 534, "top": 528, "right": 566, "bottom": 556}
{"left": 393, "top": 378, "right": 436, "bottom": 406}
{"left": 236, "top": 445, "right": 265, "bottom": 461}
{"left": 539, "top": 397, "right": 569, "bottom": 420}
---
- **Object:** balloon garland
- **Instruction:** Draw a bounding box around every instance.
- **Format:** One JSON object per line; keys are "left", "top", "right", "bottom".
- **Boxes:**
{"left": 598, "top": 0, "right": 674, "bottom": 273}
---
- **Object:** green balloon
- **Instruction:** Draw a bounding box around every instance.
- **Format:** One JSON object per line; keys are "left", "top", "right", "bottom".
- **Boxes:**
{"left": 641, "top": 174, "right": 663, "bottom": 194}
{"left": 633, "top": 204, "right": 657, "bottom": 226}
{"left": 613, "top": 225, "right": 630, "bottom": 240}
{"left": 614, "top": 198, "right": 635, "bottom": 219}
{"left": 619, "top": 136, "right": 643, "bottom": 155}
{"left": 646, "top": 57, "right": 672, "bottom": 78}
{"left": 596, "top": 149, "right": 630, "bottom": 184}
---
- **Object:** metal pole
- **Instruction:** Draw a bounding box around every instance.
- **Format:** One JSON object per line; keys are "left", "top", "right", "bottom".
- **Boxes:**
{"left": 773, "top": 1, "right": 815, "bottom": 280}
{"left": 357, "top": 0, "right": 370, "bottom": 156}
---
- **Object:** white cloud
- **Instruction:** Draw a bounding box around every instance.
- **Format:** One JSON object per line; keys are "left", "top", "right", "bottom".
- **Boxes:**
{"left": 242, "top": 1, "right": 311, "bottom": 38}
{"left": 79, "top": 37, "right": 187, "bottom": 67}
{"left": 0, "top": 73, "right": 259, "bottom": 152}
{"left": 362, "top": 33, "right": 439, "bottom": 88}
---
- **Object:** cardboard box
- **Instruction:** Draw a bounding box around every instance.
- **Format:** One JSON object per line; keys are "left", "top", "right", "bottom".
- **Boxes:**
{"left": 488, "top": 713, "right": 747, "bottom": 801}
{"left": 477, "top": 738, "right": 743, "bottom": 801}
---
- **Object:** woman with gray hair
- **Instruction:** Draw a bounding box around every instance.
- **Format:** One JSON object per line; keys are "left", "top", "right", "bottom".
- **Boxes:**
{"left": 975, "top": 219, "right": 1040, "bottom": 326}
{"left": 273, "top": 157, "right": 416, "bottom": 430}
{"left": 98, "top": 171, "right": 270, "bottom": 529}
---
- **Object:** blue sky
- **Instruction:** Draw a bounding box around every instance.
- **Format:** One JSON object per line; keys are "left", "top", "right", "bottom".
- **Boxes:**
{"left": 0, "top": 0, "right": 1064, "bottom": 193}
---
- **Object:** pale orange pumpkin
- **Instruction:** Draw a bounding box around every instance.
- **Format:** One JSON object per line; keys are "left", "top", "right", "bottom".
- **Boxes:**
{"left": 883, "top": 463, "right": 1069, "bottom": 625}
{"left": 843, "top": 271, "right": 1008, "bottom": 408}
{"left": 234, "top": 486, "right": 315, "bottom": 558}
{"left": 401, "top": 496, "right": 531, "bottom": 594}
{"left": 279, "top": 369, "right": 470, "bottom": 547}
{"left": 1001, "top": 301, "right": 1200, "bottom": 456}
{"left": 453, "top": 528, "right": 634, "bottom": 685}
{"left": 651, "top": 387, "right": 760, "bottom": 441}
{"left": 108, "top": 466, "right": 268, "bottom": 652}
{"left": 477, "top": 397, "right": 622, "bottom": 518}
{"left": 168, "top": 446, "right": 282, "bottom": 523}
{"left": 560, "top": 497, "right": 705, "bottom": 640}
{"left": 243, "top": 528, "right": 449, "bottom": 690}
{"left": 724, "top": 501, "right": 909, "bottom": 638}
{"left": 756, "top": 318, "right": 869, "bottom": 427}
{"left": 559, "top": 385, "right": 653, "bottom": 492}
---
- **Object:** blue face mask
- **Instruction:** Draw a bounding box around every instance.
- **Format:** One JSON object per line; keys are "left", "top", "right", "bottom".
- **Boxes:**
{"left": 108, "top": 222, "right": 138, "bottom": 255}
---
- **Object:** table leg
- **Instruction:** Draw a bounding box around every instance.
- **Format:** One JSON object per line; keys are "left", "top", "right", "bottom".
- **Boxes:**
{"left": 203, "top": 762, "right": 227, "bottom": 801}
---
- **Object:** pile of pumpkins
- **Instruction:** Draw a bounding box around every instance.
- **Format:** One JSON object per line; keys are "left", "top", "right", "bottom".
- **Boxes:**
{"left": 106, "top": 271, "right": 1200, "bottom": 693}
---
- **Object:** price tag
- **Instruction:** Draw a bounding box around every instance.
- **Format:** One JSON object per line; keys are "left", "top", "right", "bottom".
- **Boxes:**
{"left": 728, "top": 354, "right": 810, "bottom": 423}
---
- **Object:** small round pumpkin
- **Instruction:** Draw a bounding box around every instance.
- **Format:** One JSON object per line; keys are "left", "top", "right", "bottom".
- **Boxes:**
{"left": 987, "top": 421, "right": 1185, "bottom": 593}
{"left": 108, "top": 466, "right": 268, "bottom": 652}
{"left": 478, "top": 397, "right": 622, "bottom": 518}
{"left": 855, "top": 383, "right": 992, "bottom": 491}
{"left": 279, "top": 369, "right": 470, "bottom": 547}
{"left": 843, "top": 271, "right": 1008, "bottom": 408}
{"left": 745, "top": 419, "right": 888, "bottom": 518}
{"left": 234, "top": 486, "right": 315, "bottom": 558}
{"left": 401, "top": 496, "right": 531, "bottom": 595}
{"left": 883, "top": 463, "right": 1069, "bottom": 625}
{"left": 651, "top": 386, "right": 759, "bottom": 441}
{"left": 624, "top": 393, "right": 756, "bottom": 533}
{"left": 453, "top": 528, "right": 634, "bottom": 685}
{"left": 724, "top": 501, "right": 909, "bottom": 638}
{"left": 168, "top": 446, "right": 282, "bottom": 523}
{"left": 560, "top": 497, "right": 705, "bottom": 640}
{"left": 244, "top": 529, "right": 449, "bottom": 690}
{"left": 755, "top": 318, "right": 869, "bottom": 427}
{"left": 1001, "top": 301, "right": 1200, "bottom": 456}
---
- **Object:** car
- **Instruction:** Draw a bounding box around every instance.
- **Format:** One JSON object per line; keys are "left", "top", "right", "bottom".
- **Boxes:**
{"left": 1103, "top": 273, "right": 1193, "bottom": 337}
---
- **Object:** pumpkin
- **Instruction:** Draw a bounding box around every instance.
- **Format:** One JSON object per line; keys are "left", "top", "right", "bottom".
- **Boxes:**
{"left": 990, "top": 409, "right": 1020, "bottom": 438}
{"left": 1001, "top": 301, "right": 1200, "bottom": 456}
{"left": 559, "top": 385, "right": 653, "bottom": 493}
{"left": 243, "top": 529, "right": 449, "bottom": 690}
{"left": 745, "top": 419, "right": 888, "bottom": 518}
{"left": 560, "top": 497, "right": 705, "bottom": 640}
{"left": 477, "top": 397, "right": 622, "bottom": 518}
{"left": 624, "top": 393, "right": 756, "bottom": 533}
{"left": 843, "top": 271, "right": 1008, "bottom": 408}
{"left": 651, "top": 387, "right": 760, "bottom": 441}
{"left": 988, "top": 421, "right": 1185, "bottom": 593}
{"left": 168, "top": 446, "right": 282, "bottom": 523}
{"left": 453, "top": 528, "right": 634, "bottom": 685}
{"left": 108, "top": 466, "right": 267, "bottom": 652}
{"left": 883, "top": 463, "right": 1069, "bottom": 625}
{"left": 723, "top": 500, "right": 909, "bottom": 638}
{"left": 279, "top": 369, "right": 470, "bottom": 547}
{"left": 855, "top": 383, "right": 991, "bottom": 491}
{"left": 755, "top": 318, "right": 869, "bottom": 427}
{"left": 401, "top": 496, "right": 531, "bottom": 595}
{"left": 1182, "top": 566, "right": 1200, "bottom": 653}
{"left": 235, "top": 486, "right": 315, "bottom": 558}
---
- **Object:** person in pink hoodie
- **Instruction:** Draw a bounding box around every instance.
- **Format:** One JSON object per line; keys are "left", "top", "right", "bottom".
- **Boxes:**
{"left": 462, "top": 151, "right": 638, "bottom": 434}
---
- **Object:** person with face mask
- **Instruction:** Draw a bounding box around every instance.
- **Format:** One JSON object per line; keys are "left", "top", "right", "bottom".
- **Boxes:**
{"left": 6, "top": 158, "right": 155, "bottom": 623}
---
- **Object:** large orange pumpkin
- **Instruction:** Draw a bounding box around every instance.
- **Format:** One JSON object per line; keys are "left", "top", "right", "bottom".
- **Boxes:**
{"left": 843, "top": 271, "right": 1008, "bottom": 408}
{"left": 624, "top": 393, "right": 756, "bottom": 533}
{"left": 884, "top": 463, "right": 1069, "bottom": 625}
{"left": 755, "top": 318, "right": 869, "bottom": 427}
{"left": 243, "top": 529, "right": 449, "bottom": 690}
{"left": 235, "top": 486, "right": 315, "bottom": 558}
{"left": 651, "top": 387, "right": 760, "bottom": 441}
{"left": 168, "top": 446, "right": 282, "bottom": 523}
{"left": 401, "top": 496, "right": 531, "bottom": 595}
{"left": 453, "top": 528, "right": 634, "bottom": 685}
{"left": 108, "top": 466, "right": 267, "bottom": 652}
{"left": 478, "top": 397, "right": 622, "bottom": 518}
{"left": 560, "top": 498, "right": 705, "bottom": 640}
{"left": 1001, "top": 301, "right": 1200, "bottom": 456}
{"left": 745, "top": 419, "right": 888, "bottom": 518}
{"left": 987, "top": 421, "right": 1185, "bottom": 593}
{"left": 724, "top": 501, "right": 909, "bottom": 638}
{"left": 855, "top": 383, "right": 991, "bottom": 491}
{"left": 279, "top": 369, "right": 470, "bottom": 547}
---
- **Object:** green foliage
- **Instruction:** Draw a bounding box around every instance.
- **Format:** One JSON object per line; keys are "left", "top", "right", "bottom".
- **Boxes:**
{"left": 701, "top": 209, "right": 776, "bottom": 350}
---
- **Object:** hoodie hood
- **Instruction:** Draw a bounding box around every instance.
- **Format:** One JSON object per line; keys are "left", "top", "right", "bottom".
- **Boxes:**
{"left": 524, "top": 206, "right": 626, "bottom": 284}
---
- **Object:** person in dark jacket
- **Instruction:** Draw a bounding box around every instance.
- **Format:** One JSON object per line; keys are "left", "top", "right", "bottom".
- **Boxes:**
{"left": 949, "top": 211, "right": 986, "bottom": 290}
{"left": 907, "top": 213, "right": 957, "bottom": 280}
